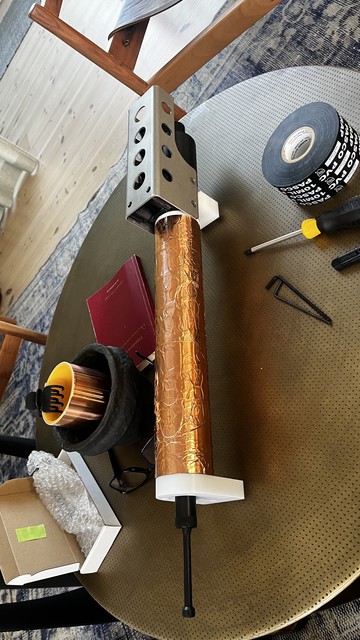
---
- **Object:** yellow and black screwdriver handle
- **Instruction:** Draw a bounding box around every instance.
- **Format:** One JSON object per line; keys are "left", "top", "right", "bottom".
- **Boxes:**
{"left": 301, "top": 195, "right": 360, "bottom": 239}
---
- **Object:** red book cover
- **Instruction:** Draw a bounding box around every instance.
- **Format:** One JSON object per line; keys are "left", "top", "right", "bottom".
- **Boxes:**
{"left": 86, "top": 255, "right": 155, "bottom": 368}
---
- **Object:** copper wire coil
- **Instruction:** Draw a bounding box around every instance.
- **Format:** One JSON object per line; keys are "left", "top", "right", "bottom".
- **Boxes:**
{"left": 42, "top": 362, "right": 109, "bottom": 427}
{"left": 154, "top": 213, "right": 214, "bottom": 477}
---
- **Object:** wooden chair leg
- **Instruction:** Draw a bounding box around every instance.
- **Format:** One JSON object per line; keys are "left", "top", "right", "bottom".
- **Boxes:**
{"left": 0, "top": 319, "right": 47, "bottom": 345}
{"left": 0, "top": 315, "right": 16, "bottom": 326}
{"left": 0, "top": 335, "right": 22, "bottom": 402}
{"left": 29, "top": 4, "right": 150, "bottom": 95}
{"left": 28, "top": 4, "right": 187, "bottom": 120}
{"left": 44, "top": 0, "right": 63, "bottom": 16}
{"left": 150, "top": 0, "right": 283, "bottom": 93}
{"left": 0, "top": 317, "right": 46, "bottom": 401}
{"left": 108, "top": 20, "right": 150, "bottom": 69}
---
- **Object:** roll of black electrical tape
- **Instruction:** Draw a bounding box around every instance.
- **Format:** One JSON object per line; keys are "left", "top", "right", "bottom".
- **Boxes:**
{"left": 262, "top": 102, "right": 360, "bottom": 205}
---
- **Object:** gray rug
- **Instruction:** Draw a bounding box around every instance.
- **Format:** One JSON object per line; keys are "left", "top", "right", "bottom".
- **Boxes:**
{"left": 1, "top": 0, "right": 360, "bottom": 638}
{"left": 0, "top": 0, "right": 34, "bottom": 79}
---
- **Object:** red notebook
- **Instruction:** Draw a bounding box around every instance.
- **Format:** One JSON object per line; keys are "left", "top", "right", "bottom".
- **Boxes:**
{"left": 86, "top": 255, "right": 155, "bottom": 368}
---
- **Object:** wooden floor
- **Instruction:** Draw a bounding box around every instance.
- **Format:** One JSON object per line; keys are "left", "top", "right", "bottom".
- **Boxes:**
{"left": 0, "top": 0, "right": 225, "bottom": 314}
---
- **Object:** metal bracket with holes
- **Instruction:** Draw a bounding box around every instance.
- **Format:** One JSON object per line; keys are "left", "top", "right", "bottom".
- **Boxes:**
{"left": 126, "top": 85, "right": 198, "bottom": 234}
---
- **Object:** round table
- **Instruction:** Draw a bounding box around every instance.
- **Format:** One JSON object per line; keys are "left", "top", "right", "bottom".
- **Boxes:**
{"left": 37, "top": 66, "right": 360, "bottom": 639}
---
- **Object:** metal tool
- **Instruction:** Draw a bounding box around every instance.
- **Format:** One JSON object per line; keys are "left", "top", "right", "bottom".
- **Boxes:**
{"left": 266, "top": 275, "right": 332, "bottom": 325}
{"left": 331, "top": 246, "right": 360, "bottom": 271}
{"left": 244, "top": 195, "right": 360, "bottom": 255}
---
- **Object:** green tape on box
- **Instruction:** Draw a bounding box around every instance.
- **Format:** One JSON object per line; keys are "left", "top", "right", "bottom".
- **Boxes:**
{"left": 16, "top": 524, "right": 46, "bottom": 542}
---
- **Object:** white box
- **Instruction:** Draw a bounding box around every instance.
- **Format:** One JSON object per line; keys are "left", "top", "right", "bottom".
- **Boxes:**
{"left": 0, "top": 450, "right": 121, "bottom": 585}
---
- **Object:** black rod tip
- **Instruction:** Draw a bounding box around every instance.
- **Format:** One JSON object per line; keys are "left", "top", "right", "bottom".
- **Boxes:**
{"left": 182, "top": 605, "right": 195, "bottom": 618}
{"left": 244, "top": 248, "right": 253, "bottom": 256}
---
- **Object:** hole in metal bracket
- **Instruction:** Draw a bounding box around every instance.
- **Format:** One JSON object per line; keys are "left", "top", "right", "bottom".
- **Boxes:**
{"left": 161, "top": 101, "right": 172, "bottom": 115}
{"left": 134, "top": 149, "right": 146, "bottom": 166}
{"left": 134, "top": 127, "right": 146, "bottom": 144}
{"left": 135, "top": 106, "right": 146, "bottom": 123}
{"left": 161, "top": 123, "right": 172, "bottom": 136}
{"left": 134, "top": 172, "right": 145, "bottom": 190}
{"left": 162, "top": 169, "right": 173, "bottom": 182}
{"left": 162, "top": 145, "right": 172, "bottom": 158}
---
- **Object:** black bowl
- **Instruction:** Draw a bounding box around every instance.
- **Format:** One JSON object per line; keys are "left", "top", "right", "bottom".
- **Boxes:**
{"left": 53, "top": 343, "right": 154, "bottom": 456}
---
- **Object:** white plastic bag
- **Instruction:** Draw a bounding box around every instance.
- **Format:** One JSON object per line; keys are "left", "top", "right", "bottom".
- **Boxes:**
{"left": 27, "top": 450, "right": 103, "bottom": 555}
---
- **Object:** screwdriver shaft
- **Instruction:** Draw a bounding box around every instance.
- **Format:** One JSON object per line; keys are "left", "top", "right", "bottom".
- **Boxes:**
{"left": 245, "top": 196, "right": 360, "bottom": 256}
{"left": 245, "top": 229, "right": 302, "bottom": 254}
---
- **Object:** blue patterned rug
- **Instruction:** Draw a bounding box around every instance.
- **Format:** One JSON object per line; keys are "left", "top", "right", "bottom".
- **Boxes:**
{"left": 1, "top": 0, "right": 360, "bottom": 638}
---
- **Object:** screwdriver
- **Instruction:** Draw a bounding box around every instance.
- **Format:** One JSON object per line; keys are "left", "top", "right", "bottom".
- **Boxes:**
{"left": 244, "top": 195, "right": 360, "bottom": 255}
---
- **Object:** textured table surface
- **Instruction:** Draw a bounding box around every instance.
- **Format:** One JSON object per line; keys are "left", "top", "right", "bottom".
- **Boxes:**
{"left": 37, "top": 66, "right": 360, "bottom": 639}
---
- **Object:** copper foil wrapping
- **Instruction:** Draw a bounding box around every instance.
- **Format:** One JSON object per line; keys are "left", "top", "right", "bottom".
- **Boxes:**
{"left": 154, "top": 213, "right": 214, "bottom": 477}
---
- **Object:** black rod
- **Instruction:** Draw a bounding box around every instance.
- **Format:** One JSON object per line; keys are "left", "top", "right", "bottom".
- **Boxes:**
{"left": 175, "top": 495, "right": 197, "bottom": 618}
{"left": 182, "top": 526, "right": 195, "bottom": 617}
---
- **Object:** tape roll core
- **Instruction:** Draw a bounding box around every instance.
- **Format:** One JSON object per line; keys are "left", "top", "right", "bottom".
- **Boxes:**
{"left": 262, "top": 102, "right": 360, "bottom": 205}
{"left": 281, "top": 126, "right": 315, "bottom": 164}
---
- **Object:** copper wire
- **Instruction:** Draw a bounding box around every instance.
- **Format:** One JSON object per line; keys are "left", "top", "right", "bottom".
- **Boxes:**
{"left": 43, "top": 363, "right": 109, "bottom": 427}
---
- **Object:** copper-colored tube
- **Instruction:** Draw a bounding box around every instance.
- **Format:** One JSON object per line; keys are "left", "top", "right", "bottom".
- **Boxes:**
{"left": 154, "top": 213, "right": 214, "bottom": 477}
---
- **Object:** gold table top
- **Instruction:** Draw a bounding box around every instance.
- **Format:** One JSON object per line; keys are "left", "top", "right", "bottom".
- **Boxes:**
{"left": 37, "top": 66, "right": 360, "bottom": 639}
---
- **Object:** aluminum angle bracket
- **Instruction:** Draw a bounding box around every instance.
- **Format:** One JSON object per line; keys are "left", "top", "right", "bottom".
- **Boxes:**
{"left": 126, "top": 86, "right": 199, "bottom": 234}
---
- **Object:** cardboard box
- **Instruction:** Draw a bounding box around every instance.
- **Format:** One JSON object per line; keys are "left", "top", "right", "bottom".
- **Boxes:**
{"left": 0, "top": 450, "right": 121, "bottom": 585}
